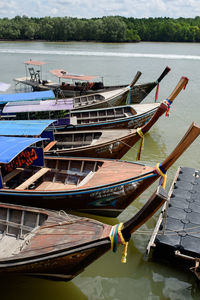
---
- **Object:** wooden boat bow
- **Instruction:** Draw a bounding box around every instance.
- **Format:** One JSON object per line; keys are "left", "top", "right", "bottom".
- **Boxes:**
{"left": 121, "top": 186, "right": 168, "bottom": 239}
{"left": 129, "top": 71, "right": 142, "bottom": 88}
{"left": 161, "top": 122, "right": 200, "bottom": 171}
{"left": 108, "top": 186, "right": 168, "bottom": 263}
{"left": 156, "top": 66, "right": 171, "bottom": 84}
{"left": 141, "top": 76, "right": 189, "bottom": 136}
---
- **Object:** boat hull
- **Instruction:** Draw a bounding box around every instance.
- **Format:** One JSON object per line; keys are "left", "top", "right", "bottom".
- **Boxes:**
{"left": 46, "top": 130, "right": 143, "bottom": 159}
{"left": 14, "top": 77, "right": 157, "bottom": 104}
{"left": 0, "top": 242, "right": 110, "bottom": 281}
{"left": 63, "top": 105, "right": 158, "bottom": 131}
{"left": 0, "top": 173, "right": 157, "bottom": 217}
{"left": 59, "top": 82, "right": 157, "bottom": 104}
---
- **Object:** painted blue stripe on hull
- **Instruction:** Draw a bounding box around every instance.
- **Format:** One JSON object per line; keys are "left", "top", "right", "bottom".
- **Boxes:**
{"left": 0, "top": 174, "right": 157, "bottom": 197}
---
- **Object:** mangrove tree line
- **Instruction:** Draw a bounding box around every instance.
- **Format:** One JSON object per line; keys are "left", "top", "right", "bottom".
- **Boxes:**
{"left": 0, "top": 16, "right": 200, "bottom": 42}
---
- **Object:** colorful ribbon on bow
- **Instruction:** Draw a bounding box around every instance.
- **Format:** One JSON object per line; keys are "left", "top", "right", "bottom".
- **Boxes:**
{"left": 155, "top": 81, "right": 159, "bottom": 102}
{"left": 163, "top": 98, "right": 172, "bottom": 117}
{"left": 109, "top": 223, "right": 129, "bottom": 263}
{"left": 154, "top": 163, "right": 167, "bottom": 189}
{"left": 136, "top": 128, "right": 144, "bottom": 160}
{"left": 126, "top": 86, "right": 131, "bottom": 105}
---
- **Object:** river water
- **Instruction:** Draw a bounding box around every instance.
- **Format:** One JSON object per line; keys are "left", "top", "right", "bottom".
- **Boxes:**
{"left": 0, "top": 41, "right": 200, "bottom": 299}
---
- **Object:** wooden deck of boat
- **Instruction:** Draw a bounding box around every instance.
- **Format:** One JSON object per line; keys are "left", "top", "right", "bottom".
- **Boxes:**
{"left": 132, "top": 102, "right": 160, "bottom": 114}
{"left": 53, "top": 129, "right": 134, "bottom": 147}
{"left": 14, "top": 77, "right": 59, "bottom": 90}
{"left": 75, "top": 160, "right": 152, "bottom": 189}
{"left": 27, "top": 160, "right": 153, "bottom": 191}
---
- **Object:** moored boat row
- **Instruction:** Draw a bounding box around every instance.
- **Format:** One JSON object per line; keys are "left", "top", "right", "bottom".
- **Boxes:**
{"left": 0, "top": 68, "right": 199, "bottom": 281}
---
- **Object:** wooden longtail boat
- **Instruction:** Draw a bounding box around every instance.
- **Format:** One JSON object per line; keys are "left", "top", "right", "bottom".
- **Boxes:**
{"left": 0, "top": 115, "right": 168, "bottom": 160}
{"left": 7, "top": 71, "right": 142, "bottom": 115}
{"left": 2, "top": 81, "right": 138, "bottom": 118}
{"left": 42, "top": 76, "right": 188, "bottom": 158}
{"left": 14, "top": 60, "right": 170, "bottom": 103}
{"left": 53, "top": 102, "right": 160, "bottom": 131}
{"left": 43, "top": 102, "right": 170, "bottom": 159}
{"left": 1, "top": 100, "right": 160, "bottom": 131}
{"left": 0, "top": 77, "right": 187, "bottom": 159}
{"left": 0, "top": 122, "right": 199, "bottom": 217}
{"left": 0, "top": 102, "right": 166, "bottom": 160}
{"left": 0, "top": 186, "right": 167, "bottom": 281}
{"left": 49, "top": 66, "right": 170, "bottom": 103}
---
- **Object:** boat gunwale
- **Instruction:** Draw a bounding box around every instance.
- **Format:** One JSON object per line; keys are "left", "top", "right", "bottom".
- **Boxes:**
{"left": 0, "top": 169, "right": 156, "bottom": 195}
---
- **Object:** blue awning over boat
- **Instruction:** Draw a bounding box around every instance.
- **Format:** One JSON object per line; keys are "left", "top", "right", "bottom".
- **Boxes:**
{"left": 3, "top": 98, "right": 74, "bottom": 113}
{"left": 0, "top": 90, "right": 55, "bottom": 104}
{"left": 0, "top": 120, "right": 56, "bottom": 136}
{"left": 0, "top": 136, "right": 45, "bottom": 163}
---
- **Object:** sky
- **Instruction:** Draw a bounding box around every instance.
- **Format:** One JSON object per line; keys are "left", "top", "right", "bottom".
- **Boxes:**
{"left": 0, "top": 0, "right": 200, "bottom": 19}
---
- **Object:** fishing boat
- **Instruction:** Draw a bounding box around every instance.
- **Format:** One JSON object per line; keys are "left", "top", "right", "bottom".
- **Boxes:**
{"left": 48, "top": 66, "right": 170, "bottom": 103}
{"left": 6, "top": 102, "right": 161, "bottom": 131}
{"left": 51, "top": 102, "right": 161, "bottom": 131}
{"left": 2, "top": 72, "right": 141, "bottom": 117}
{"left": 0, "top": 101, "right": 173, "bottom": 160}
{"left": 1, "top": 76, "right": 187, "bottom": 136}
{"left": 0, "top": 77, "right": 188, "bottom": 159}
{"left": 42, "top": 76, "right": 188, "bottom": 158}
{"left": 13, "top": 60, "right": 170, "bottom": 103}
{"left": 0, "top": 186, "right": 167, "bottom": 281}
{"left": 43, "top": 101, "right": 170, "bottom": 159}
{"left": 0, "top": 122, "right": 199, "bottom": 217}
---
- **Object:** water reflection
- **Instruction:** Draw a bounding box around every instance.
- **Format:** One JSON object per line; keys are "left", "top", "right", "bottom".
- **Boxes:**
{"left": 0, "top": 40, "right": 200, "bottom": 299}
{"left": 0, "top": 274, "right": 88, "bottom": 300}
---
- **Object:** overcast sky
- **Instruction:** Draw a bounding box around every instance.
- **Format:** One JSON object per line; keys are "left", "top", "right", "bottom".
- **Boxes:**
{"left": 0, "top": 0, "right": 199, "bottom": 19}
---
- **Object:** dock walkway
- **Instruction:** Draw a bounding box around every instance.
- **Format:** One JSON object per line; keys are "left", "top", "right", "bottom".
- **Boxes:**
{"left": 147, "top": 166, "right": 200, "bottom": 279}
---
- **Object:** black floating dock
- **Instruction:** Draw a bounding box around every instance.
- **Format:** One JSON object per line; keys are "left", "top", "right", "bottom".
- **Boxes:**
{"left": 147, "top": 166, "right": 200, "bottom": 279}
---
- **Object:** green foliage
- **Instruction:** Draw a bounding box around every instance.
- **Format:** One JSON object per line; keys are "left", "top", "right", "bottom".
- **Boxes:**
{"left": 0, "top": 16, "right": 200, "bottom": 42}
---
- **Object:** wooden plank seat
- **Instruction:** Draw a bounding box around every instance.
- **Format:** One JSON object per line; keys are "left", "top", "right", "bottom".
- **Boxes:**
{"left": 43, "top": 140, "right": 57, "bottom": 151}
{"left": 15, "top": 168, "right": 50, "bottom": 190}
{"left": 3, "top": 168, "right": 24, "bottom": 185}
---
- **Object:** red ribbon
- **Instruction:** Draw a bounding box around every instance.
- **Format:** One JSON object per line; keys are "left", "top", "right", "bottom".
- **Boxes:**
{"left": 155, "top": 82, "right": 159, "bottom": 102}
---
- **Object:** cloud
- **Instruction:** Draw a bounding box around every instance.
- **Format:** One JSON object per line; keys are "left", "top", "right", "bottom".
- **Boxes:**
{"left": 0, "top": 0, "right": 199, "bottom": 19}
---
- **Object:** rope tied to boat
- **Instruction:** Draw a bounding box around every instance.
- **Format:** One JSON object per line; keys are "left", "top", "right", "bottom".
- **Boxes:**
{"left": 154, "top": 163, "right": 167, "bottom": 189}
{"left": 109, "top": 223, "right": 129, "bottom": 263}
{"left": 126, "top": 86, "right": 131, "bottom": 105}
{"left": 155, "top": 81, "right": 159, "bottom": 102}
{"left": 136, "top": 128, "right": 144, "bottom": 160}
{"left": 163, "top": 98, "right": 172, "bottom": 117}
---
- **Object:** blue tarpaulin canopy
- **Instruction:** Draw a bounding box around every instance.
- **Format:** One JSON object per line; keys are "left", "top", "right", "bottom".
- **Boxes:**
{"left": 3, "top": 98, "right": 73, "bottom": 113}
{"left": 0, "top": 90, "right": 55, "bottom": 104}
{"left": 0, "top": 120, "right": 56, "bottom": 136}
{"left": 0, "top": 136, "right": 45, "bottom": 163}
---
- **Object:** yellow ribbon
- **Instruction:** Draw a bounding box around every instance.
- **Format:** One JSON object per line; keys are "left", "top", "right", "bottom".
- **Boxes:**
{"left": 109, "top": 223, "right": 129, "bottom": 263}
{"left": 136, "top": 128, "right": 144, "bottom": 160}
{"left": 118, "top": 223, "right": 129, "bottom": 263}
{"left": 109, "top": 226, "right": 115, "bottom": 252}
{"left": 155, "top": 163, "right": 167, "bottom": 189}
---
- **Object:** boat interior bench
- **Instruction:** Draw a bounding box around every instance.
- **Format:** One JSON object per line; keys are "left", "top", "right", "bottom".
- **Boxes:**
{"left": 3, "top": 168, "right": 24, "bottom": 186}
{"left": 0, "top": 207, "right": 47, "bottom": 258}
{"left": 13, "top": 167, "right": 95, "bottom": 190}
{"left": 15, "top": 168, "right": 50, "bottom": 190}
